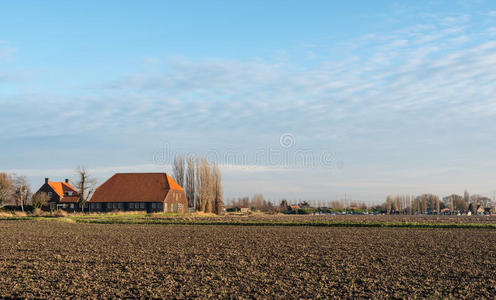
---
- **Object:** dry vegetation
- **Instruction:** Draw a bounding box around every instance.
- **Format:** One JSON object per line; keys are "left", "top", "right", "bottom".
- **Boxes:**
{"left": 0, "top": 221, "right": 495, "bottom": 298}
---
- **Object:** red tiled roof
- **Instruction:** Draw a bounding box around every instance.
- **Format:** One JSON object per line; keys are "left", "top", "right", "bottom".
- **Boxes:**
{"left": 90, "top": 173, "right": 183, "bottom": 203}
{"left": 59, "top": 196, "right": 79, "bottom": 203}
{"left": 48, "top": 182, "right": 78, "bottom": 198}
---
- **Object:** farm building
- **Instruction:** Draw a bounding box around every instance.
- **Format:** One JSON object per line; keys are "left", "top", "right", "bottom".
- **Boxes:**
{"left": 89, "top": 173, "right": 188, "bottom": 213}
{"left": 35, "top": 178, "right": 80, "bottom": 211}
{"left": 227, "top": 206, "right": 250, "bottom": 213}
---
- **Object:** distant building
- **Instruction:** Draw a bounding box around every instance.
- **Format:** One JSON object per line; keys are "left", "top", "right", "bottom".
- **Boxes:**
{"left": 89, "top": 173, "right": 187, "bottom": 213}
{"left": 239, "top": 207, "right": 250, "bottom": 213}
{"left": 35, "top": 178, "right": 79, "bottom": 211}
{"left": 440, "top": 208, "right": 451, "bottom": 215}
{"left": 226, "top": 206, "right": 249, "bottom": 213}
{"left": 290, "top": 205, "right": 301, "bottom": 211}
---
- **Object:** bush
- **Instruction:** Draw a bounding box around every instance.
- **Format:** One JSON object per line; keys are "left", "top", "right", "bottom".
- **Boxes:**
{"left": 14, "top": 211, "right": 27, "bottom": 217}
{"left": 0, "top": 211, "right": 13, "bottom": 217}
{"left": 54, "top": 210, "right": 68, "bottom": 217}
{"left": 31, "top": 208, "right": 43, "bottom": 216}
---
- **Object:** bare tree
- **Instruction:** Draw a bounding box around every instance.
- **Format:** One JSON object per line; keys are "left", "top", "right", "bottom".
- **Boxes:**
{"left": 443, "top": 194, "right": 463, "bottom": 212}
{"left": 173, "top": 154, "right": 185, "bottom": 188}
{"left": 435, "top": 195, "right": 440, "bottom": 214}
{"left": 470, "top": 194, "right": 478, "bottom": 214}
{"left": 196, "top": 158, "right": 214, "bottom": 213}
{"left": 13, "top": 176, "right": 30, "bottom": 212}
{"left": 252, "top": 193, "right": 265, "bottom": 211}
{"left": 421, "top": 195, "right": 428, "bottom": 214}
{"left": 0, "top": 173, "right": 14, "bottom": 207}
{"left": 392, "top": 196, "right": 399, "bottom": 213}
{"left": 185, "top": 156, "right": 195, "bottom": 208}
{"left": 74, "top": 166, "right": 97, "bottom": 212}
{"left": 386, "top": 195, "right": 392, "bottom": 214}
{"left": 32, "top": 192, "right": 49, "bottom": 209}
{"left": 212, "top": 164, "right": 224, "bottom": 214}
{"left": 464, "top": 190, "right": 470, "bottom": 210}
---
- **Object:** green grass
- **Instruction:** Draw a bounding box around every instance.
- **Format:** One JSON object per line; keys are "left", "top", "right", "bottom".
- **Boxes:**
{"left": 1, "top": 214, "right": 496, "bottom": 229}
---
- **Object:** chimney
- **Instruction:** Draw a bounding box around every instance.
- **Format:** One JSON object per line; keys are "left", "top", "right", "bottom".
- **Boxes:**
{"left": 45, "top": 178, "right": 49, "bottom": 184}
{"left": 65, "top": 179, "right": 69, "bottom": 183}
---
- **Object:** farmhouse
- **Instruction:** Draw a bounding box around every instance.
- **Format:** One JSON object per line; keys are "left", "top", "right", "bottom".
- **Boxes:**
{"left": 35, "top": 178, "right": 80, "bottom": 211}
{"left": 89, "top": 173, "right": 188, "bottom": 213}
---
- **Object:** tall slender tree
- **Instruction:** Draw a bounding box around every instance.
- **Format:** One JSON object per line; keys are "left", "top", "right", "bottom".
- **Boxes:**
{"left": 386, "top": 195, "right": 392, "bottom": 214}
{"left": 212, "top": 164, "right": 224, "bottom": 214}
{"left": 196, "top": 158, "right": 214, "bottom": 213}
{"left": 172, "top": 154, "right": 185, "bottom": 188}
{"left": 464, "top": 190, "right": 470, "bottom": 211}
{"left": 185, "top": 156, "right": 195, "bottom": 208}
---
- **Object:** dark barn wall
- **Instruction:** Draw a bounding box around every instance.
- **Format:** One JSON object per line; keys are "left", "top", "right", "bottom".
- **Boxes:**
{"left": 89, "top": 202, "right": 165, "bottom": 213}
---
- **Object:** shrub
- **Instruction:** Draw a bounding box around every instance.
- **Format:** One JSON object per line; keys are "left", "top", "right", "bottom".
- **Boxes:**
{"left": 54, "top": 210, "right": 68, "bottom": 217}
{"left": 13, "top": 211, "right": 27, "bottom": 217}
{"left": 0, "top": 211, "right": 13, "bottom": 217}
{"left": 31, "top": 208, "right": 43, "bottom": 216}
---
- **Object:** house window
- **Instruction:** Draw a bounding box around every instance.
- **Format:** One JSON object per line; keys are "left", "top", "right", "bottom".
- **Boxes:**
{"left": 107, "top": 203, "right": 112, "bottom": 209}
{"left": 158, "top": 203, "right": 163, "bottom": 210}
{"left": 152, "top": 203, "right": 157, "bottom": 209}
{"left": 139, "top": 203, "right": 145, "bottom": 209}
{"left": 48, "top": 192, "right": 53, "bottom": 198}
{"left": 118, "top": 203, "right": 123, "bottom": 210}
{"left": 129, "top": 203, "right": 134, "bottom": 209}
{"left": 70, "top": 204, "right": 74, "bottom": 209}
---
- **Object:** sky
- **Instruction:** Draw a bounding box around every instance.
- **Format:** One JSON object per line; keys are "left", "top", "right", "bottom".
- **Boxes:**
{"left": 1, "top": 1, "right": 496, "bottom": 204}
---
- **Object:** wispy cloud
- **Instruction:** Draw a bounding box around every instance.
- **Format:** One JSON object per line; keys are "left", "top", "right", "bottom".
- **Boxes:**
{"left": 2, "top": 13, "right": 496, "bottom": 144}
{"left": 2, "top": 11, "right": 496, "bottom": 201}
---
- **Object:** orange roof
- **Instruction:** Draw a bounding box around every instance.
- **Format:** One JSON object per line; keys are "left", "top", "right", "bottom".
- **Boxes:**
{"left": 166, "top": 173, "right": 184, "bottom": 191}
{"left": 48, "top": 182, "right": 77, "bottom": 198}
{"left": 90, "top": 173, "right": 184, "bottom": 203}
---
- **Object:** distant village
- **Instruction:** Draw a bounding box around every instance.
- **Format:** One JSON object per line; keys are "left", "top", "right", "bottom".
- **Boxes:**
{"left": 0, "top": 154, "right": 494, "bottom": 216}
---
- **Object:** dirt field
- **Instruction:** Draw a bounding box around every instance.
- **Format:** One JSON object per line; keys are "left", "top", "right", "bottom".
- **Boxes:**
{"left": 0, "top": 221, "right": 495, "bottom": 298}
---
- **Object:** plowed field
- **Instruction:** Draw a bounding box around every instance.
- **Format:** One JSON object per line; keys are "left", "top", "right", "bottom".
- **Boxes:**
{"left": 0, "top": 221, "right": 495, "bottom": 298}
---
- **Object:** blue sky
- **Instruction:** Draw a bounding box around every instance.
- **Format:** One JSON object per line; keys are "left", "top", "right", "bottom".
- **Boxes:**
{"left": 1, "top": 1, "right": 496, "bottom": 204}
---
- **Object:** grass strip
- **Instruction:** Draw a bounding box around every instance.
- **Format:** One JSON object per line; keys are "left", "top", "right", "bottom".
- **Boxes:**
{"left": 1, "top": 216, "right": 496, "bottom": 229}
{"left": 71, "top": 218, "right": 496, "bottom": 229}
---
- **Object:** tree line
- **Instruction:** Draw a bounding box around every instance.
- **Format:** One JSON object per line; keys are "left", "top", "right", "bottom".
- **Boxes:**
{"left": 172, "top": 154, "right": 224, "bottom": 214}
{"left": 382, "top": 190, "right": 494, "bottom": 214}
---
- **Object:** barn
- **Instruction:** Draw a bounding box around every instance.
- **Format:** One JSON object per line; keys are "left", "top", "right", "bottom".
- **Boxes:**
{"left": 89, "top": 173, "right": 188, "bottom": 213}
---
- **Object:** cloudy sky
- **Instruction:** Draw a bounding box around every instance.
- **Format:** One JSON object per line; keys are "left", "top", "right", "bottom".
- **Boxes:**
{"left": 1, "top": 1, "right": 495, "bottom": 204}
